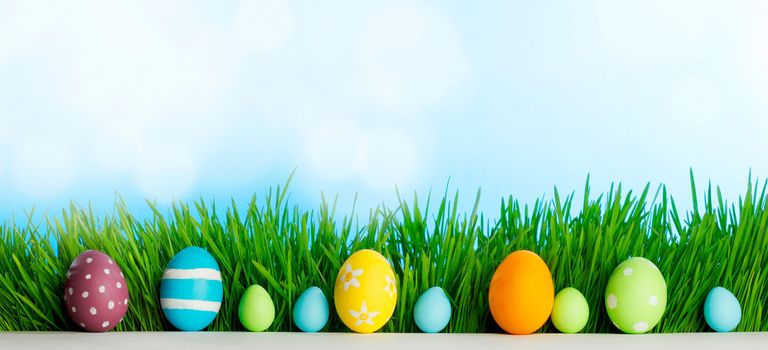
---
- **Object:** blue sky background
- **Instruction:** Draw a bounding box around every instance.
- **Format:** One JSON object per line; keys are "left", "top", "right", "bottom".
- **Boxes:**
{"left": 1, "top": 0, "right": 767, "bottom": 222}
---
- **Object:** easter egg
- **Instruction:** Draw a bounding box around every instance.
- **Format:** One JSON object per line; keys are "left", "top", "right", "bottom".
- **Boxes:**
{"left": 704, "top": 286, "right": 741, "bottom": 332}
{"left": 334, "top": 249, "right": 397, "bottom": 333}
{"left": 551, "top": 287, "right": 589, "bottom": 333}
{"left": 239, "top": 284, "right": 275, "bottom": 332}
{"left": 293, "top": 286, "right": 329, "bottom": 332}
{"left": 160, "top": 246, "right": 223, "bottom": 331}
{"left": 414, "top": 286, "right": 451, "bottom": 333}
{"left": 63, "top": 250, "right": 129, "bottom": 332}
{"left": 605, "top": 257, "right": 666, "bottom": 334}
{"left": 488, "top": 250, "right": 554, "bottom": 335}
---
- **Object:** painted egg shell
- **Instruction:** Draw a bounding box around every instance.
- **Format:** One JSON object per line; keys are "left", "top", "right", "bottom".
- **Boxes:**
{"left": 239, "top": 284, "right": 275, "bottom": 332}
{"left": 414, "top": 286, "right": 451, "bottom": 333}
{"left": 334, "top": 249, "right": 397, "bottom": 333}
{"left": 551, "top": 287, "right": 589, "bottom": 334}
{"left": 64, "top": 250, "right": 129, "bottom": 332}
{"left": 605, "top": 257, "right": 666, "bottom": 334}
{"left": 160, "top": 246, "right": 223, "bottom": 331}
{"left": 293, "top": 286, "right": 329, "bottom": 332}
{"left": 704, "top": 286, "right": 741, "bottom": 332}
{"left": 488, "top": 250, "right": 554, "bottom": 335}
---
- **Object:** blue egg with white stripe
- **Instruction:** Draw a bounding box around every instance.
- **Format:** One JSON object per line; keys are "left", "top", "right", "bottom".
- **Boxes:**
{"left": 160, "top": 246, "right": 223, "bottom": 331}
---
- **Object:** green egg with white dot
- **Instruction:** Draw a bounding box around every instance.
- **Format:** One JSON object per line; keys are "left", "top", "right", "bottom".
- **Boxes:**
{"left": 605, "top": 257, "right": 666, "bottom": 334}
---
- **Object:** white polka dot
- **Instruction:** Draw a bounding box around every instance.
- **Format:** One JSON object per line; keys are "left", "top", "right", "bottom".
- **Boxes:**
{"left": 102, "top": 321, "right": 110, "bottom": 328}
{"left": 649, "top": 296, "right": 658, "bottom": 306}
{"left": 79, "top": 323, "right": 85, "bottom": 327}
{"left": 82, "top": 291, "right": 89, "bottom": 298}
{"left": 90, "top": 307, "right": 97, "bottom": 315}
{"left": 124, "top": 298, "right": 128, "bottom": 305}
{"left": 108, "top": 301, "right": 115, "bottom": 310}
{"left": 120, "top": 272, "right": 124, "bottom": 277}
{"left": 66, "top": 272, "right": 72, "bottom": 278}
{"left": 104, "top": 269, "right": 110, "bottom": 275}
{"left": 607, "top": 294, "right": 618, "bottom": 309}
{"left": 85, "top": 274, "right": 91, "bottom": 280}
{"left": 633, "top": 322, "right": 649, "bottom": 332}
{"left": 108, "top": 259, "right": 114, "bottom": 265}
{"left": 116, "top": 282, "right": 122, "bottom": 289}
{"left": 86, "top": 258, "right": 93, "bottom": 263}
{"left": 623, "top": 267, "right": 634, "bottom": 276}
{"left": 68, "top": 288, "right": 73, "bottom": 295}
{"left": 99, "top": 285, "right": 106, "bottom": 293}
{"left": 71, "top": 306, "right": 76, "bottom": 313}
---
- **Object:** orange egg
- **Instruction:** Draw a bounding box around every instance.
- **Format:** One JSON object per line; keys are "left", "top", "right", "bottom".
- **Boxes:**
{"left": 488, "top": 250, "right": 554, "bottom": 335}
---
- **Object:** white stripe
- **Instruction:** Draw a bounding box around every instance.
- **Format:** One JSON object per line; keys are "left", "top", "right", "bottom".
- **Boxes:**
{"left": 162, "top": 268, "right": 221, "bottom": 281}
{"left": 161, "top": 298, "right": 221, "bottom": 312}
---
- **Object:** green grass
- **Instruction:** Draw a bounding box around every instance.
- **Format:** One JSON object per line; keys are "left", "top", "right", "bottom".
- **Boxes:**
{"left": 1, "top": 171, "right": 767, "bottom": 333}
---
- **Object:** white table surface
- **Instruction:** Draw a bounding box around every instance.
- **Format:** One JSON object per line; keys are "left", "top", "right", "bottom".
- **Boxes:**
{"left": 1, "top": 332, "right": 765, "bottom": 350}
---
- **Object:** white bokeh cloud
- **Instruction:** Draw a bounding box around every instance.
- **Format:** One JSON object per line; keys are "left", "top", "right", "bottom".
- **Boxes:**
{"left": 133, "top": 142, "right": 197, "bottom": 202}
{"left": 4, "top": 0, "right": 763, "bottom": 214}
{"left": 0, "top": 0, "right": 464, "bottom": 199}
{"left": 0, "top": 104, "right": 6, "bottom": 135}
{"left": 591, "top": 1, "right": 716, "bottom": 63}
{"left": 86, "top": 116, "right": 147, "bottom": 175}
{"left": 11, "top": 136, "right": 76, "bottom": 197}
{"left": 303, "top": 121, "right": 368, "bottom": 182}
{"left": 664, "top": 74, "right": 723, "bottom": 127}
{"left": 241, "top": 1, "right": 469, "bottom": 187}
{"left": 58, "top": 1, "right": 231, "bottom": 140}
{"left": 301, "top": 120, "right": 420, "bottom": 189}
{"left": 360, "top": 2, "right": 470, "bottom": 114}
{"left": 0, "top": 1, "right": 51, "bottom": 63}
{"left": 233, "top": 0, "right": 295, "bottom": 54}
{"left": 748, "top": 5, "right": 768, "bottom": 136}
{"left": 0, "top": 105, "right": 5, "bottom": 182}
{"left": 0, "top": 0, "right": 251, "bottom": 198}
{"left": 355, "top": 127, "right": 420, "bottom": 189}
{"left": 251, "top": 78, "right": 322, "bottom": 125}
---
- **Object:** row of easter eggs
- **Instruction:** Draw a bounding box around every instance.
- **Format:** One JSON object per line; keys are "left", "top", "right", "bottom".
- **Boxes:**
{"left": 63, "top": 248, "right": 437, "bottom": 332}
{"left": 63, "top": 248, "right": 741, "bottom": 333}
{"left": 488, "top": 250, "right": 742, "bottom": 334}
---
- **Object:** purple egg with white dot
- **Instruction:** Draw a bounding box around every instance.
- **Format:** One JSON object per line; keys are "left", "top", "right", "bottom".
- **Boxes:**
{"left": 64, "top": 250, "right": 129, "bottom": 332}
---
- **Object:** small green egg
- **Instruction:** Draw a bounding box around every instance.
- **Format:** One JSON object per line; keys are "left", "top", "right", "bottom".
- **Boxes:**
{"left": 551, "top": 287, "right": 589, "bottom": 333}
{"left": 605, "top": 257, "right": 667, "bottom": 334}
{"left": 239, "top": 284, "right": 275, "bottom": 332}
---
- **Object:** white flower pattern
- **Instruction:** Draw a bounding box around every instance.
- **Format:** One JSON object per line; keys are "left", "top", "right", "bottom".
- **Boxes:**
{"left": 383, "top": 275, "right": 396, "bottom": 298}
{"left": 339, "top": 263, "right": 363, "bottom": 291}
{"left": 349, "top": 300, "right": 380, "bottom": 326}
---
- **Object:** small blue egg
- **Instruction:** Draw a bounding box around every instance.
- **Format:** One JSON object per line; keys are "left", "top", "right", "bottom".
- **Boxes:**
{"left": 293, "top": 286, "right": 329, "bottom": 332}
{"left": 704, "top": 286, "right": 741, "bottom": 332}
{"left": 414, "top": 286, "right": 451, "bottom": 333}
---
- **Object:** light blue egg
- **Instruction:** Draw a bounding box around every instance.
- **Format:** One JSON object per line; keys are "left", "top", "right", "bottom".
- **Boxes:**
{"left": 293, "top": 286, "right": 329, "bottom": 332}
{"left": 160, "top": 247, "right": 223, "bottom": 331}
{"left": 414, "top": 286, "right": 451, "bottom": 333}
{"left": 704, "top": 286, "right": 741, "bottom": 332}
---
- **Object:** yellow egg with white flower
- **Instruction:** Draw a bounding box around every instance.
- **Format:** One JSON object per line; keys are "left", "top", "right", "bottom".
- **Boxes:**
{"left": 334, "top": 249, "right": 397, "bottom": 333}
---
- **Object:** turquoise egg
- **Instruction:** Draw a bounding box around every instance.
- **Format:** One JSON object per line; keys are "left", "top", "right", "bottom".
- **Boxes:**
{"left": 704, "top": 286, "right": 741, "bottom": 332}
{"left": 160, "top": 247, "right": 223, "bottom": 331}
{"left": 293, "top": 286, "right": 329, "bottom": 332}
{"left": 414, "top": 286, "right": 451, "bottom": 333}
